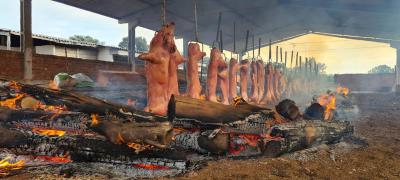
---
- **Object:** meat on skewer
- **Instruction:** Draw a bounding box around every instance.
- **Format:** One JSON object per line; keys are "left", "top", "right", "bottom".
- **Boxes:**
{"left": 260, "top": 63, "right": 277, "bottom": 105}
{"left": 228, "top": 58, "right": 240, "bottom": 103}
{"left": 187, "top": 43, "right": 206, "bottom": 99}
{"left": 256, "top": 60, "right": 265, "bottom": 103}
{"left": 218, "top": 64, "right": 229, "bottom": 105}
{"left": 239, "top": 59, "right": 250, "bottom": 101}
{"left": 207, "top": 48, "right": 226, "bottom": 103}
{"left": 138, "top": 22, "right": 175, "bottom": 115}
{"left": 168, "top": 44, "right": 186, "bottom": 97}
{"left": 249, "top": 61, "right": 259, "bottom": 103}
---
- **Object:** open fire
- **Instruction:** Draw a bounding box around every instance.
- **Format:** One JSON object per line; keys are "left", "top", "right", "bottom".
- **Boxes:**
{"left": 0, "top": 158, "right": 25, "bottom": 177}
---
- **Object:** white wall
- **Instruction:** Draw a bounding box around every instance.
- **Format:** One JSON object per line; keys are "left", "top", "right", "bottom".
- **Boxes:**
{"left": 97, "top": 47, "right": 113, "bottom": 62}
{"left": 35, "top": 45, "right": 55, "bottom": 55}
{"left": 77, "top": 48, "right": 97, "bottom": 60}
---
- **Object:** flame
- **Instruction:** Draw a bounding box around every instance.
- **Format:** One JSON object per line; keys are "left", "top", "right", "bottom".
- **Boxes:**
{"left": 127, "top": 142, "right": 152, "bottom": 153}
{"left": 0, "top": 94, "right": 25, "bottom": 109}
{"left": 229, "top": 133, "right": 260, "bottom": 155}
{"left": 8, "top": 81, "right": 22, "bottom": 91}
{"left": 90, "top": 114, "right": 99, "bottom": 126}
{"left": 35, "top": 156, "right": 71, "bottom": 163}
{"left": 127, "top": 99, "right": 136, "bottom": 106}
{"left": 32, "top": 128, "right": 66, "bottom": 137}
{"left": 0, "top": 158, "right": 25, "bottom": 177}
{"left": 132, "top": 164, "right": 170, "bottom": 170}
{"left": 317, "top": 93, "right": 336, "bottom": 121}
{"left": 336, "top": 84, "right": 349, "bottom": 96}
{"left": 48, "top": 80, "right": 59, "bottom": 90}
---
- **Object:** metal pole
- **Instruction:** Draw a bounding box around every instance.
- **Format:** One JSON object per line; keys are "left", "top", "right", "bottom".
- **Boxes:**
{"left": 258, "top": 37, "right": 261, "bottom": 58}
{"left": 220, "top": 30, "right": 223, "bottom": 53}
{"left": 214, "top": 12, "right": 222, "bottom": 47}
{"left": 244, "top": 30, "right": 249, "bottom": 56}
{"left": 252, "top": 35, "right": 255, "bottom": 60}
{"left": 193, "top": 0, "right": 199, "bottom": 42}
{"left": 233, "top": 22, "right": 236, "bottom": 54}
{"left": 268, "top": 39, "right": 272, "bottom": 62}
{"left": 161, "top": 0, "right": 166, "bottom": 25}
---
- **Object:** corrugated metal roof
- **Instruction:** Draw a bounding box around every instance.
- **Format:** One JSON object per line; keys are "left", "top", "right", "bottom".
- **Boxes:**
{"left": 0, "top": 28, "right": 127, "bottom": 50}
{"left": 52, "top": 0, "right": 400, "bottom": 53}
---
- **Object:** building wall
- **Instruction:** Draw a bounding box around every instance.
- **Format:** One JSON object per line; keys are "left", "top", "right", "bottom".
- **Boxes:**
{"left": 334, "top": 73, "right": 395, "bottom": 92}
{"left": 0, "top": 50, "right": 131, "bottom": 80}
{"left": 35, "top": 45, "right": 55, "bottom": 55}
{"left": 97, "top": 47, "right": 113, "bottom": 62}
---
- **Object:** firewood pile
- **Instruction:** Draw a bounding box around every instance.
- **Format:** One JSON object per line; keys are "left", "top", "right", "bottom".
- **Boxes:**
{"left": 0, "top": 78, "right": 355, "bottom": 178}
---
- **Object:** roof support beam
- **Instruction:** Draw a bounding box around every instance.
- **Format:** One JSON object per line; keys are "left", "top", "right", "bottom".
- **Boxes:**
{"left": 20, "top": 0, "right": 33, "bottom": 81}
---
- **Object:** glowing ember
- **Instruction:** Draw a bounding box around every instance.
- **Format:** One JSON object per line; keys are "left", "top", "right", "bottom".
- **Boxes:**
{"left": 336, "top": 84, "right": 349, "bottom": 96}
{"left": 132, "top": 164, "right": 170, "bottom": 170}
{"left": 90, "top": 114, "right": 99, "bottom": 126}
{"left": 0, "top": 94, "right": 25, "bottom": 109}
{"left": 32, "top": 128, "right": 66, "bottom": 137}
{"left": 0, "top": 157, "right": 25, "bottom": 177}
{"left": 35, "top": 156, "right": 71, "bottom": 163}
{"left": 127, "top": 99, "right": 136, "bottom": 106}
{"left": 317, "top": 93, "right": 336, "bottom": 121}
{"left": 127, "top": 142, "right": 152, "bottom": 153}
{"left": 8, "top": 81, "right": 22, "bottom": 91}
{"left": 48, "top": 80, "right": 59, "bottom": 90}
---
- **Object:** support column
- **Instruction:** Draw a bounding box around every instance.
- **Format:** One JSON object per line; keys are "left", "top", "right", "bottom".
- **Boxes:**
{"left": 391, "top": 42, "right": 400, "bottom": 94}
{"left": 6, "top": 33, "right": 11, "bottom": 50}
{"left": 128, "top": 22, "right": 139, "bottom": 72}
{"left": 20, "top": 0, "right": 33, "bottom": 81}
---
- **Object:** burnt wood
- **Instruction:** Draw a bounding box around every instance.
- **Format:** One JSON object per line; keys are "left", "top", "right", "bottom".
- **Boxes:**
{"left": 168, "top": 95, "right": 272, "bottom": 124}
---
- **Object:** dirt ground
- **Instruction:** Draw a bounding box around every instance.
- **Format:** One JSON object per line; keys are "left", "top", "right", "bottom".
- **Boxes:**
{"left": 172, "top": 93, "right": 400, "bottom": 180}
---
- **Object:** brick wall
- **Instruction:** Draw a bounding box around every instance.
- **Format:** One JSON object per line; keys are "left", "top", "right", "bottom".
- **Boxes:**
{"left": 334, "top": 73, "right": 395, "bottom": 92}
{"left": 0, "top": 50, "right": 131, "bottom": 80}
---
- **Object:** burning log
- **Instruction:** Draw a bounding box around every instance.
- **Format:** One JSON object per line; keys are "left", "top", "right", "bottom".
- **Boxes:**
{"left": 168, "top": 95, "right": 270, "bottom": 125}
{"left": 0, "top": 79, "right": 167, "bottom": 122}
{"left": 0, "top": 107, "right": 174, "bottom": 149}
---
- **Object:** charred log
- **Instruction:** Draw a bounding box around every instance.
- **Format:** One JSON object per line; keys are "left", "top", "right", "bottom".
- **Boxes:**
{"left": 0, "top": 79, "right": 167, "bottom": 122}
{"left": 168, "top": 95, "right": 271, "bottom": 125}
{"left": 275, "top": 99, "right": 301, "bottom": 121}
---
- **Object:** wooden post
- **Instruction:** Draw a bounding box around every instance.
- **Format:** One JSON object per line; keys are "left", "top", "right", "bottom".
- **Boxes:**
{"left": 20, "top": 0, "right": 33, "bottom": 81}
{"left": 290, "top": 50, "right": 293, "bottom": 68}
{"left": 128, "top": 22, "right": 138, "bottom": 72}
{"left": 269, "top": 39, "right": 272, "bottom": 61}
{"left": 280, "top": 47, "right": 283, "bottom": 63}
{"left": 284, "top": 51, "right": 287, "bottom": 68}
{"left": 275, "top": 46, "right": 278, "bottom": 63}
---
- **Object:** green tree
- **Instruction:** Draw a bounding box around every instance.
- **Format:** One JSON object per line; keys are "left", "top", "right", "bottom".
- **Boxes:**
{"left": 69, "top": 35, "right": 104, "bottom": 45}
{"left": 368, "top": 65, "right": 394, "bottom": 74}
{"left": 118, "top": 36, "right": 149, "bottom": 52}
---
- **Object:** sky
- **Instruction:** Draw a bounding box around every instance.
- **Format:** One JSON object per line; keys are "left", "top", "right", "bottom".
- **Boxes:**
{"left": 0, "top": 0, "right": 156, "bottom": 46}
{"left": 0, "top": 0, "right": 396, "bottom": 74}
